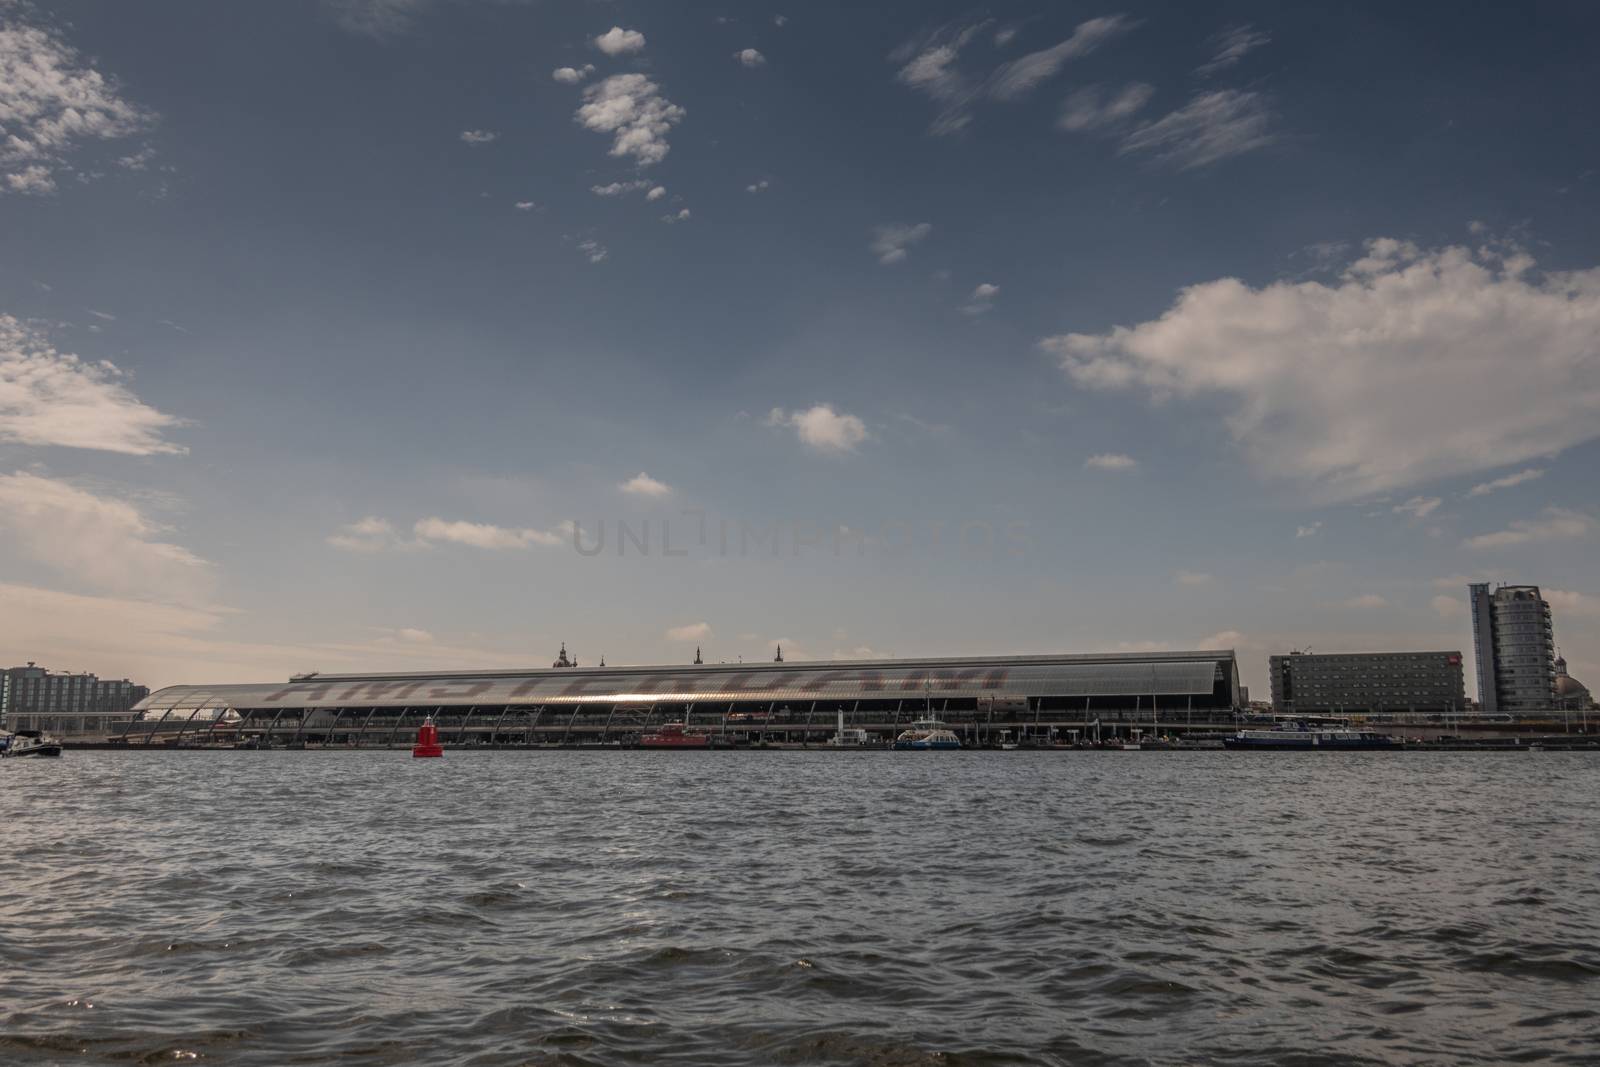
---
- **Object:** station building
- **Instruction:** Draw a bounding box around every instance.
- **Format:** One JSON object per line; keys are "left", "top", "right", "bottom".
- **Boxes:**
{"left": 127, "top": 648, "right": 1242, "bottom": 745}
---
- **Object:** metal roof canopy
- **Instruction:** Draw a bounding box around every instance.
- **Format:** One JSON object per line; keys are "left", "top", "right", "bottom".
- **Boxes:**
{"left": 135, "top": 651, "right": 1237, "bottom": 712}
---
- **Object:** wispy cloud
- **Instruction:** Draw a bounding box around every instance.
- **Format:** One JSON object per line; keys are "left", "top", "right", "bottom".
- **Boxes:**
{"left": 1059, "top": 83, "right": 1154, "bottom": 132}
{"left": 735, "top": 48, "right": 766, "bottom": 68}
{"left": 577, "top": 238, "right": 607, "bottom": 264}
{"left": 666, "top": 621, "right": 712, "bottom": 642}
{"left": 870, "top": 222, "right": 932, "bottom": 265}
{"left": 1085, "top": 452, "right": 1137, "bottom": 471}
{"left": 1120, "top": 90, "right": 1274, "bottom": 169}
{"left": 1295, "top": 523, "right": 1322, "bottom": 538}
{"left": 459, "top": 129, "right": 498, "bottom": 145}
{"left": 1343, "top": 593, "right": 1388, "bottom": 609}
{"left": 1463, "top": 508, "right": 1592, "bottom": 549}
{"left": 1393, "top": 495, "right": 1442, "bottom": 519}
{"left": 1, "top": 316, "right": 185, "bottom": 455}
{"left": 1196, "top": 24, "right": 1271, "bottom": 77}
{"left": 989, "top": 16, "right": 1139, "bottom": 100}
{"left": 1466, "top": 467, "right": 1545, "bottom": 497}
{"left": 591, "top": 179, "right": 651, "bottom": 197}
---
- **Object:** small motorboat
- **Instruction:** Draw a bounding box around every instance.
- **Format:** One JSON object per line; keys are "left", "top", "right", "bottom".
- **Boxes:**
{"left": 893, "top": 719, "right": 962, "bottom": 750}
{"left": 641, "top": 722, "right": 711, "bottom": 748}
{"left": 1, "top": 730, "right": 63, "bottom": 758}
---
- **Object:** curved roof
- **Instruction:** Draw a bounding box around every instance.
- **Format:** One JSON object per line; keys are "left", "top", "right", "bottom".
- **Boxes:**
{"left": 134, "top": 651, "right": 1236, "bottom": 712}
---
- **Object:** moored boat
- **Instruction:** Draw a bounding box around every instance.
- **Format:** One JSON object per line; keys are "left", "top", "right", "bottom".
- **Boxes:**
{"left": 641, "top": 722, "right": 711, "bottom": 748}
{"left": 1223, "top": 720, "right": 1398, "bottom": 750}
{"left": 892, "top": 718, "right": 961, "bottom": 750}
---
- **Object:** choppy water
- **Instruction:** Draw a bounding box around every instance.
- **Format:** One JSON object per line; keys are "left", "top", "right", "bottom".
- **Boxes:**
{"left": 3, "top": 751, "right": 1598, "bottom": 1066}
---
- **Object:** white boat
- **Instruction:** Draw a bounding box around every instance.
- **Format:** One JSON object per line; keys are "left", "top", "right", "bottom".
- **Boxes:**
{"left": 827, "top": 710, "right": 874, "bottom": 747}
{"left": 893, "top": 718, "right": 961, "bottom": 750}
{"left": 1, "top": 730, "right": 64, "bottom": 758}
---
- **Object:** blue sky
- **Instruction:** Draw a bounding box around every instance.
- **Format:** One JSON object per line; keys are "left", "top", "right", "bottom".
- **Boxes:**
{"left": 2, "top": 0, "right": 1598, "bottom": 698}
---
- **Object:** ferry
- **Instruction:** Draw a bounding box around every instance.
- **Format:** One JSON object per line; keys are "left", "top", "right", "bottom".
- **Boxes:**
{"left": 1223, "top": 720, "right": 1398, "bottom": 750}
{"left": 892, "top": 718, "right": 962, "bottom": 750}
{"left": 0, "top": 730, "right": 64, "bottom": 758}
{"left": 641, "top": 722, "right": 711, "bottom": 748}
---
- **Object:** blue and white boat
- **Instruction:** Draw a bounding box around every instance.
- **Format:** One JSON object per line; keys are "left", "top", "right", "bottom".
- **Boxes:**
{"left": 893, "top": 719, "right": 962, "bottom": 750}
{"left": 1223, "top": 721, "right": 1397, "bottom": 750}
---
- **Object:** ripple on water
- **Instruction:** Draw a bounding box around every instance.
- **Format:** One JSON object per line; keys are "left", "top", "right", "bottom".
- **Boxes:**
{"left": 2, "top": 751, "right": 1600, "bottom": 1066}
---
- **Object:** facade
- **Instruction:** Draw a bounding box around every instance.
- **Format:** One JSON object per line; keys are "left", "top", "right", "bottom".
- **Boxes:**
{"left": 1, "top": 662, "right": 150, "bottom": 736}
{"left": 130, "top": 649, "right": 1243, "bottom": 745}
{"left": 1269, "top": 651, "right": 1465, "bottom": 715}
{"left": 1469, "top": 583, "right": 1557, "bottom": 712}
{"left": 1553, "top": 656, "right": 1593, "bottom": 711}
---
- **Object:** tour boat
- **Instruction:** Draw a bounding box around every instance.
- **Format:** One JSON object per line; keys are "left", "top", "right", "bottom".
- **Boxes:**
{"left": 0, "top": 730, "right": 63, "bottom": 758}
{"left": 1223, "top": 721, "right": 1398, "bottom": 750}
{"left": 892, "top": 719, "right": 962, "bottom": 750}
{"left": 641, "top": 722, "right": 711, "bottom": 748}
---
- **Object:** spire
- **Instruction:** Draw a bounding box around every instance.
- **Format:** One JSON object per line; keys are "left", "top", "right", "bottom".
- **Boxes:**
{"left": 599, "top": 654, "right": 606, "bottom": 667}
{"left": 774, "top": 643, "right": 783, "bottom": 663}
{"left": 694, "top": 646, "right": 703, "bottom": 665}
{"left": 553, "top": 642, "right": 572, "bottom": 668}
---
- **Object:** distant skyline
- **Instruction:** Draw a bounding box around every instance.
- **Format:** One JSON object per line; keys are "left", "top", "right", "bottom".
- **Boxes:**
{"left": 2, "top": 0, "right": 1598, "bottom": 698}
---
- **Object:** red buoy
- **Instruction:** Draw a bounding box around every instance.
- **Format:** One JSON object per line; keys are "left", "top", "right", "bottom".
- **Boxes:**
{"left": 412, "top": 715, "right": 443, "bottom": 758}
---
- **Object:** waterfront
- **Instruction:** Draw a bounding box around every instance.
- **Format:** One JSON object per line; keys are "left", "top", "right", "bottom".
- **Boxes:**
{"left": 3, "top": 752, "right": 1598, "bottom": 1066}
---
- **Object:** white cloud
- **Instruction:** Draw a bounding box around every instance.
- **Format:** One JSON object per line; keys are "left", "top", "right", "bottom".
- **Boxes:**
{"left": 326, "top": 516, "right": 405, "bottom": 552}
{"left": 620, "top": 471, "right": 671, "bottom": 497}
{"left": 1295, "top": 522, "right": 1322, "bottom": 538}
{"left": 591, "top": 179, "right": 650, "bottom": 197}
{"left": 666, "top": 621, "right": 712, "bottom": 642}
{"left": 513, "top": 200, "right": 536, "bottom": 211}
{"left": 1467, "top": 467, "right": 1545, "bottom": 497}
{"left": 1084, "top": 452, "right": 1137, "bottom": 471}
{"left": 1175, "top": 570, "right": 1214, "bottom": 586}
{"left": 1120, "top": 89, "right": 1273, "bottom": 169}
{"left": 870, "top": 222, "right": 932, "bottom": 265}
{"left": 552, "top": 64, "right": 595, "bottom": 84}
{"left": 745, "top": 179, "right": 769, "bottom": 194}
{"left": 774, "top": 15, "right": 788, "bottom": 28}
{"left": 1, "top": 316, "right": 185, "bottom": 455}
{"left": 1432, "top": 594, "right": 1466, "bottom": 619}
{"left": 1394, "top": 495, "right": 1442, "bottom": 519}
{"left": 576, "top": 73, "right": 684, "bottom": 167}
{"left": 647, "top": 185, "right": 666, "bottom": 201}
{"left": 661, "top": 207, "right": 690, "bottom": 223}
{"left": 396, "top": 627, "right": 433, "bottom": 643}
{"left": 413, "top": 516, "right": 566, "bottom": 550}
{"left": 989, "top": 16, "right": 1139, "bottom": 100}
{"left": 0, "top": 472, "right": 212, "bottom": 605}
{"left": 1463, "top": 508, "right": 1592, "bottom": 550}
{"left": 1058, "top": 82, "right": 1154, "bottom": 131}
{"left": 1196, "top": 24, "right": 1271, "bottom": 77}
{"left": 1343, "top": 593, "right": 1389, "bottom": 609}
{"left": 1197, "top": 629, "right": 1243, "bottom": 651}
{"left": 1046, "top": 238, "right": 1600, "bottom": 502}
{"left": 736, "top": 48, "right": 766, "bottom": 68}
{"left": 767, "top": 404, "right": 868, "bottom": 454}
{"left": 962, "top": 282, "right": 1000, "bottom": 315}
{"left": 459, "top": 129, "right": 498, "bottom": 145}
{"left": 0, "top": 11, "right": 154, "bottom": 194}
{"left": 593, "top": 26, "right": 646, "bottom": 56}
{"left": 1546, "top": 589, "right": 1600, "bottom": 619}
{"left": 577, "top": 238, "right": 607, "bottom": 264}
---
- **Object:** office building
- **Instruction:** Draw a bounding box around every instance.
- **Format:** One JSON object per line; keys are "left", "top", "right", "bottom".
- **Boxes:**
{"left": 1269, "top": 650, "right": 1465, "bottom": 715}
{"left": 1469, "top": 583, "right": 1557, "bottom": 712}
{"left": 1, "top": 662, "right": 150, "bottom": 736}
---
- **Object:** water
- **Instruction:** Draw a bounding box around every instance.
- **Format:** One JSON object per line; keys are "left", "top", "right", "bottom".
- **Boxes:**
{"left": 2, "top": 751, "right": 1598, "bottom": 1066}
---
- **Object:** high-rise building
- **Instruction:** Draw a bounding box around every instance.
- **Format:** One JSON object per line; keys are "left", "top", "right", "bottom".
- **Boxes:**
{"left": 0, "top": 662, "right": 150, "bottom": 736}
{"left": 1269, "top": 651, "right": 1465, "bottom": 714}
{"left": 1469, "top": 583, "right": 1557, "bottom": 712}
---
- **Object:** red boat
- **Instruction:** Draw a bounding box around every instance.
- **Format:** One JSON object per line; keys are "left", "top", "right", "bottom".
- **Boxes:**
{"left": 640, "top": 722, "right": 710, "bottom": 748}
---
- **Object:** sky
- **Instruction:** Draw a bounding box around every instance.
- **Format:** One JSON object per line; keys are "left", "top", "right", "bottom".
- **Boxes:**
{"left": 2, "top": 0, "right": 1598, "bottom": 699}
